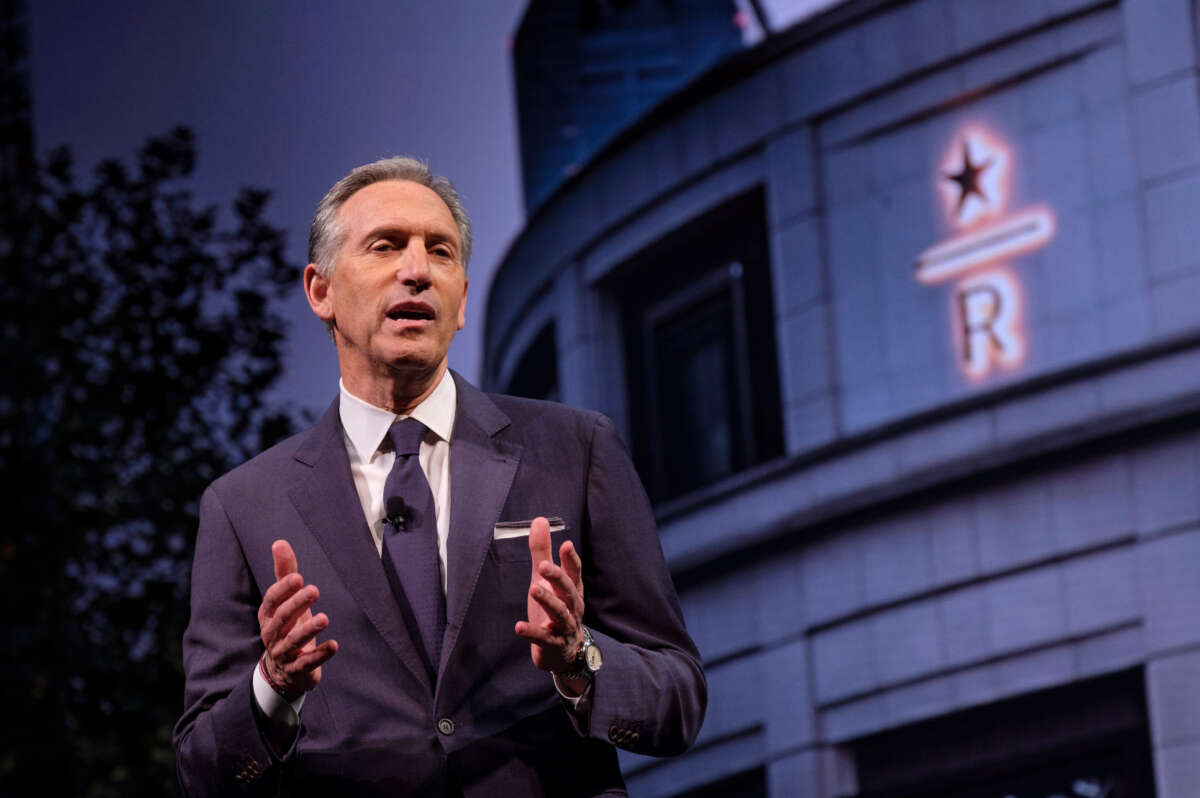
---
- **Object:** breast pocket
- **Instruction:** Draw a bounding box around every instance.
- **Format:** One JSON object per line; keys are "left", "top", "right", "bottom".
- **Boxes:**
{"left": 490, "top": 532, "right": 571, "bottom": 623}
{"left": 489, "top": 518, "right": 567, "bottom": 563}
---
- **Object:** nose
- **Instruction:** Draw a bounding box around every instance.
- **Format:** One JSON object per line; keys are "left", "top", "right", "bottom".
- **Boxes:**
{"left": 395, "top": 240, "right": 433, "bottom": 290}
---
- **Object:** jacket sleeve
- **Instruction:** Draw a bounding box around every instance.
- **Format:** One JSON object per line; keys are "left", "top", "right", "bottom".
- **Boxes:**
{"left": 579, "top": 414, "right": 707, "bottom": 756}
{"left": 173, "top": 486, "right": 297, "bottom": 796}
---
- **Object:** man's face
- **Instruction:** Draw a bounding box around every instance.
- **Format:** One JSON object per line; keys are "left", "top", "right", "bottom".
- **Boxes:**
{"left": 306, "top": 180, "right": 468, "bottom": 388}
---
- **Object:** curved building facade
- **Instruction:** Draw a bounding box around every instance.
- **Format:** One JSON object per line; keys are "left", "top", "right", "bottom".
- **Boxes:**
{"left": 485, "top": 1, "right": 1200, "bottom": 795}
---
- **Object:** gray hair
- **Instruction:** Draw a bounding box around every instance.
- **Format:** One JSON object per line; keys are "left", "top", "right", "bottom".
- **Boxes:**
{"left": 308, "top": 156, "right": 473, "bottom": 279}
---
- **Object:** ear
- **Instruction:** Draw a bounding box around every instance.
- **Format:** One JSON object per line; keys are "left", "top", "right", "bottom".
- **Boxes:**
{"left": 304, "top": 263, "right": 335, "bottom": 324}
{"left": 456, "top": 278, "right": 469, "bottom": 332}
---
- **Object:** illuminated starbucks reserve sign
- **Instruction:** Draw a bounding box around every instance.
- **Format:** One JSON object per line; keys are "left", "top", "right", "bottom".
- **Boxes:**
{"left": 915, "top": 127, "right": 1055, "bottom": 379}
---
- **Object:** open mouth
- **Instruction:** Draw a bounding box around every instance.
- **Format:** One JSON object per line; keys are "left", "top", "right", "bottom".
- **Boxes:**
{"left": 386, "top": 302, "right": 435, "bottom": 322}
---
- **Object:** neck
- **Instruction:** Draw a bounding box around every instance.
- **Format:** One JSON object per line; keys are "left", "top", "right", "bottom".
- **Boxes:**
{"left": 342, "top": 361, "right": 448, "bottom": 415}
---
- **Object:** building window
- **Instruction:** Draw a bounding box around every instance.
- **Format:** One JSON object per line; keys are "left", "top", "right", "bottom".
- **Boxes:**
{"left": 617, "top": 188, "right": 782, "bottom": 504}
{"left": 853, "top": 670, "right": 1155, "bottom": 798}
{"left": 671, "top": 766, "right": 766, "bottom": 797}
{"left": 505, "top": 322, "right": 559, "bottom": 402}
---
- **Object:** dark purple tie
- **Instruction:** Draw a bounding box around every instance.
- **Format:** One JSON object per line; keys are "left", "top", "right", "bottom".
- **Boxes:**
{"left": 380, "top": 418, "right": 445, "bottom": 677}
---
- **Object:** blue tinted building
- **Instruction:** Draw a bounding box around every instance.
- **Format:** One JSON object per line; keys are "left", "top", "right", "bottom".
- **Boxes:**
{"left": 488, "top": 1, "right": 1200, "bottom": 795}
{"left": 513, "top": 0, "right": 744, "bottom": 213}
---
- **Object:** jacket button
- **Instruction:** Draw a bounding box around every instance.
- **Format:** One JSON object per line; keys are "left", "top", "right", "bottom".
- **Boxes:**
{"left": 437, "top": 718, "right": 455, "bottom": 735}
{"left": 608, "top": 725, "right": 619, "bottom": 742}
{"left": 234, "top": 756, "right": 261, "bottom": 783}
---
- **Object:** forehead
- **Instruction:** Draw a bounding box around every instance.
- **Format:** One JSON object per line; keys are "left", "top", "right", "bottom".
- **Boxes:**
{"left": 338, "top": 179, "right": 458, "bottom": 242}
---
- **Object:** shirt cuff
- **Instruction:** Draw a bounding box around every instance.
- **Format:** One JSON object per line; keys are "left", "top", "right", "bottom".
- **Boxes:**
{"left": 252, "top": 662, "right": 306, "bottom": 724}
{"left": 552, "top": 674, "right": 593, "bottom": 734}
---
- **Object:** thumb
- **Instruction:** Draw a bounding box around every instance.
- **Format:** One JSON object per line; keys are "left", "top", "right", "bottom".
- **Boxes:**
{"left": 528, "top": 517, "right": 552, "bottom": 576}
{"left": 272, "top": 539, "right": 298, "bottom": 581}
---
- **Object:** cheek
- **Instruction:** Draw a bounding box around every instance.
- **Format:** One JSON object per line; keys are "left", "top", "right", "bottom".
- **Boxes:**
{"left": 333, "top": 274, "right": 382, "bottom": 315}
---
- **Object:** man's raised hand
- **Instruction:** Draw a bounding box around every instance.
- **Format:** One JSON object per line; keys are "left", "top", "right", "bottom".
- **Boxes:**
{"left": 514, "top": 517, "right": 588, "bottom": 692}
{"left": 257, "top": 539, "right": 338, "bottom": 699}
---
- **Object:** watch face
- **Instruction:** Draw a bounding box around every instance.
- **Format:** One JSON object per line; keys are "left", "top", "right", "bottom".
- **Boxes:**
{"left": 585, "top": 643, "right": 603, "bottom": 672}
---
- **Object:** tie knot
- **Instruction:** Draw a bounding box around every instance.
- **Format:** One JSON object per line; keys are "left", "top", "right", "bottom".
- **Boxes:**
{"left": 386, "top": 418, "right": 427, "bottom": 457}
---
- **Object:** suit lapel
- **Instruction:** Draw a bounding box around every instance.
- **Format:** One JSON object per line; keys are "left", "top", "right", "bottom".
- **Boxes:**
{"left": 439, "top": 373, "right": 521, "bottom": 681}
{"left": 287, "top": 399, "right": 434, "bottom": 695}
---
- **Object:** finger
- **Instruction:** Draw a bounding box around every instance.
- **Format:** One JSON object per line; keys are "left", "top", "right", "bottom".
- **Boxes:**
{"left": 272, "top": 612, "right": 330, "bottom": 662}
{"left": 514, "top": 620, "right": 564, "bottom": 649}
{"left": 262, "top": 585, "right": 319, "bottom": 644}
{"left": 274, "top": 595, "right": 323, "bottom": 650}
{"left": 528, "top": 517, "right": 553, "bottom": 576}
{"left": 290, "top": 639, "right": 339, "bottom": 672}
{"left": 273, "top": 539, "right": 298, "bottom": 582}
{"left": 530, "top": 583, "right": 574, "bottom": 631}
{"left": 538, "top": 561, "right": 581, "bottom": 612}
{"left": 559, "top": 541, "right": 583, "bottom": 594}
{"left": 259, "top": 573, "right": 303, "bottom": 621}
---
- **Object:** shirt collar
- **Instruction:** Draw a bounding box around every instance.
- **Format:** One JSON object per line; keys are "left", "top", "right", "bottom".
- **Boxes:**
{"left": 338, "top": 370, "right": 457, "bottom": 462}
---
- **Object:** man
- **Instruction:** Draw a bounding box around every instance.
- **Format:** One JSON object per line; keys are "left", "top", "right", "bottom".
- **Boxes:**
{"left": 173, "top": 157, "right": 706, "bottom": 797}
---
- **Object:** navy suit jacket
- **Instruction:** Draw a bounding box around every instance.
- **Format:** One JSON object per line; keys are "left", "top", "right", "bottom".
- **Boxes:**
{"left": 173, "top": 373, "right": 706, "bottom": 796}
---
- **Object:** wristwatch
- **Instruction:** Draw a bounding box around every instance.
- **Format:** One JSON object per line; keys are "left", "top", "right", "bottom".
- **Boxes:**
{"left": 559, "top": 626, "right": 603, "bottom": 681}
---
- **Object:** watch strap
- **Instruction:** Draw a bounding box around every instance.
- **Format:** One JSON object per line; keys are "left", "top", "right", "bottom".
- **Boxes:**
{"left": 555, "top": 626, "right": 597, "bottom": 681}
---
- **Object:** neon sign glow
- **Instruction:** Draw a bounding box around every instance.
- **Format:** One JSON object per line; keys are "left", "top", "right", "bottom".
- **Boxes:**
{"left": 956, "top": 267, "right": 1024, "bottom": 377}
{"left": 915, "top": 126, "right": 1055, "bottom": 379}
{"left": 916, "top": 207, "right": 1055, "bottom": 285}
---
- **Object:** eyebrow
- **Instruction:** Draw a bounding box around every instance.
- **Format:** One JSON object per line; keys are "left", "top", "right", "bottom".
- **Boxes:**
{"left": 358, "top": 224, "right": 460, "bottom": 250}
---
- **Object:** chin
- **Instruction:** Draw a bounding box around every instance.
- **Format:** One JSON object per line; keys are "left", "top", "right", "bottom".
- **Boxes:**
{"left": 382, "top": 352, "right": 443, "bottom": 377}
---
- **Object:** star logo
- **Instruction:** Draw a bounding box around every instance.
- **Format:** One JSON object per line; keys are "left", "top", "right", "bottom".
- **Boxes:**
{"left": 946, "top": 138, "right": 992, "bottom": 213}
{"left": 939, "top": 129, "right": 1008, "bottom": 227}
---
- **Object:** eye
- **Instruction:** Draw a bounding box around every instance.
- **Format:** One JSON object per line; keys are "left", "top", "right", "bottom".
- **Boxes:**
{"left": 431, "top": 245, "right": 454, "bottom": 260}
{"left": 370, "top": 240, "right": 395, "bottom": 253}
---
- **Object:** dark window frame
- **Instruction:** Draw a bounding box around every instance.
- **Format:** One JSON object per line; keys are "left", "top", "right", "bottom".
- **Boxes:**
{"left": 640, "top": 261, "right": 757, "bottom": 500}
{"left": 614, "top": 187, "right": 782, "bottom": 505}
{"left": 504, "top": 321, "right": 560, "bottom": 403}
{"left": 853, "top": 669, "right": 1156, "bottom": 798}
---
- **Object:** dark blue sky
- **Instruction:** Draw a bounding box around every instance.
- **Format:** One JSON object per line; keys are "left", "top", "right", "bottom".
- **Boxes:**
{"left": 28, "top": 0, "right": 526, "bottom": 415}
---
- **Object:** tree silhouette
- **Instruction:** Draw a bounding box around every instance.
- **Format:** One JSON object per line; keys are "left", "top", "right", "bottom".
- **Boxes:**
{"left": 0, "top": 126, "right": 295, "bottom": 795}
